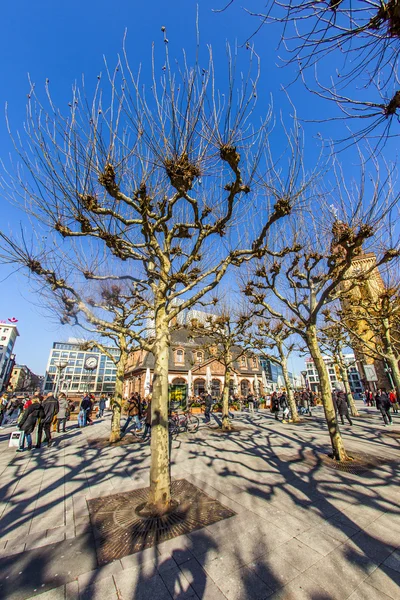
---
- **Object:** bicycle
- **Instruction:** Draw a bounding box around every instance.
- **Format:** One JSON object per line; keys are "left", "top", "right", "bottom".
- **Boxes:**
{"left": 168, "top": 410, "right": 200, "bottom": 435}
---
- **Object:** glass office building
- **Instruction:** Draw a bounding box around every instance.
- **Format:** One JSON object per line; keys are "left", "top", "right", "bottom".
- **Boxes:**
{"left": 43, "top": 341, "right": 120, "bottom": 396}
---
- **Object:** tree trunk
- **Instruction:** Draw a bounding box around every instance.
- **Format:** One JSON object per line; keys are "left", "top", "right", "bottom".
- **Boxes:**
{"left": 337, "top": 354, "right": 359, "bottom": 417}
{"left": 109, "top": 347, "right": 127, "bottom": 443}
{"left": 280, "top": 354, "right": 300, "bottom": 422}
{"left": 386, "top": 352, "right": 400, "bottom": 400}
{"left": 147, "top": 309, "right": 172, "bottom": 514}
{"left": 307, "top": 327, "right": 350, "bottom": 461}
{"left": 222, "top": 369, "right": 232, "bottom": 430}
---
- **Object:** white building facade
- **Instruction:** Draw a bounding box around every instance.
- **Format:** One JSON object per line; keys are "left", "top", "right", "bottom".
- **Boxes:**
{"left": 0, "top": 322, "right": 19, "bottom": 392}
{"left": 304, "top": 353, "right": 364, "bottom": 397}
{"left": 44, "top": 340, "right": 120, "bottom": 396}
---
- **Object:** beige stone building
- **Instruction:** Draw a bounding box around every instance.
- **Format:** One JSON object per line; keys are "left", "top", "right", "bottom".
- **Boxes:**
{"left": 123, "top": 328, "right": 265, "bottom": 399}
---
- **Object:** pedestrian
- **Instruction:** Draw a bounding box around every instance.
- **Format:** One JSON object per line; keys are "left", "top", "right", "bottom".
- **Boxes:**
{"left": 57, "top": 393, "right": 69, "bottom": 433}
{"left": 204, "top": 392, "right": 213, "bottom": 423}
{"left": 78, "top": 395, "right": 92, "bottom": 427}
{"left": 98, "top": 395, "right": 106, "bottom": 418}
{"left": 389, "top": 389, "right": 398, "bottom": 414}
{"left": 143, "top": 395, "right": 152, "bottom": 439}
{"left": 247, "top": 392, "right": 255, "bottom": 415}
{"left": 375, "top": 389, "right": 393, "bottom": 426}
{"left": 17, "top": 395, "right": 44, "bottom": 452}
{"left": 333, "top": 388, "right": 353, "bottom": 426}
{"left": 0, "top": 394, "right": 8, "bottom": 426}
{"left": 280, "top": 392, "right": 290, "bottom": 422}
{"left": 36, "top": 393, "right": 59, "bottom": 448}
{"left": 271, "top": 392, "right": 280, "bottom": 420}
{"left": 121, "top": 393, "right": 142, "bottom": 434}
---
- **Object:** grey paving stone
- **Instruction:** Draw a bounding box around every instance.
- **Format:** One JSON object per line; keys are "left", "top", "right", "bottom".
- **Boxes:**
{"left": 248, "top": 553, "right": 301, "bottom": 592}
{"left": 383, "top": 549, "right": 400, "bottom": 574}
{"left": 305, "top": 545, "right": 378, "bottom": 599}
{"left": 345, "top": 531, "right": 396, "bottom": 564}
{"left": 274, "top": 538, "right": 324, "bottom": 572}
{"left": 65, "top": 580, "right": 79, "bottom": 600}
{"left": 113, "top": 568, "right": 171, "bottom": 600}
{"left": 348, "top": 581, "right": 393, "bottom": 600}
{"left": 0, "top": 533, "right": 96, "bottom": 600}
{"left": 159, "top": 564, "right": 198, "bottom": 599}
{"left": 179, "top": 558, "right": 227, "bottom": 600}
{"left": 295, "top": 527, "right": 343, "bottom": 556}
{"left": 364, "top": 564, "right": 400, "bottom": 600}
{"left": 217, "top": 564, "right": 274, "bottom": 600}
{"left": 77, "top": 560, "right": 123, "bottom": 587}
{"left": 26, "top": 584, "right": 66, "bottom": 599}
{"left": 79, "top": 574, "right": 118, "bottom": 600}
{"left": 269, "top": 572, "right": 336, "bottom": 600}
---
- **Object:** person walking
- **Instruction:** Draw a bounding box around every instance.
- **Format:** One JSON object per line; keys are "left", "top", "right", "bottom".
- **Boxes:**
{"left": 78, "top": 395, "right": 92, "bottom": 427}
{"left": 143, "top": 396, "right": 152, "bottom": 440}
{"left": 247, "top": 392, "right": 255, "bottom": 415}
{"left": 17, "top": 395, "right": 44, "bottom": 452}
{"left": 36, "top": 393, "right": 59, "bottom": 448}
{"left": 333, "top": 389, "right": 353, "bottom": 426}
{"left": 271, "top": 392, "right": 280, "bottom": 420}
{"left": 57, "top": 393, "right": 69, "bottom": 433}
{"left": 204, "top": 392, "right": 213, "bottom": 423}
{"left": 375, "top": 390, "right": 393, "bottom": 426}
{"left": 98, "top": 395, "right": 106, "bottom": 418}
{"left": 280, "top": 392, "right": 290, "bottom": 422}
{"left": 389, "top": 389, "right": 398, "bottom": 415}
{"left": 121, "top": 394, "right": 142, "bottom": 434}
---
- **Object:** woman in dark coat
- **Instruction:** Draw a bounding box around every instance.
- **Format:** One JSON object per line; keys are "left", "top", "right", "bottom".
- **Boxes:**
{"left": 17, "top": 397, "right": 44, "bottom": 452}
{"left": 333, "top": 389, "right": 353, "bottom": 426}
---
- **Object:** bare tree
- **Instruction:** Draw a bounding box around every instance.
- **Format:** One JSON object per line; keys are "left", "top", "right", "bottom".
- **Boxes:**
{"left": 250, "top": 319, "right": 300, "bottom": 422}
{"left": 220, "top": 1, "right": 400, "bottom": 143}
{"left": 337, "top": 281, "right": 400, "bottom": 397}
{"left": 244, "top": 207, "right": 398, "bottom": 460}
{"left": 0, "top": 35, "right": 308, "bottom": 513}
{"left": 319, "top": 321, "right": 360, "bottom": 417}
{"left": 189, "top": 306, "right": 253, "bottom": 430}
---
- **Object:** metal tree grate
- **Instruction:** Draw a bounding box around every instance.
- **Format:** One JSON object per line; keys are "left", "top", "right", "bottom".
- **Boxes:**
{"left": 88, "top": 479, "right": 236, "bottom": 565}
{"left": 302, "top": 449, "right": 397, "bottom": 475}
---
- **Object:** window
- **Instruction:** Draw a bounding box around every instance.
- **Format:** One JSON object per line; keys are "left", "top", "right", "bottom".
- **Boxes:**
{"left": 1, "top": 336, "right": 6, "bottom": 341}
{"left": 175, "top": 349, "right": 184, "bottom": 364}
{"left": 240, "top": 356, "right": 247, "bottom": 368}
{"left": 195, "top": 351, "right": 203, "bottom": 364}
{"left": 252, "top": 357, "right": 258, "bottom": 369}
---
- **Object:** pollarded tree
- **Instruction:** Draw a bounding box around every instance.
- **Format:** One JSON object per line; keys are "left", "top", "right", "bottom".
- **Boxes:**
{"left": 188, "top": 305, "right": 254, "bottom": 430}
{"left": 250, "top": 319, "right": 300, "bottom": 422}
{"left": 0, "top": 35, "right": 313, "bottom": 513}
{"left": 236, "top": 0, "right": 400, "bottom": 144}
{"left": 245, "top": 214, "right": 398, "bottom": 460}
{"left": 319, "top": 321, "right": 360, "bottom": 417}
{"left": 0, "top": 238, "right": 151, "bottom": 442}
{"left": 338, "top": 282, "right": 400, "bottom": 398}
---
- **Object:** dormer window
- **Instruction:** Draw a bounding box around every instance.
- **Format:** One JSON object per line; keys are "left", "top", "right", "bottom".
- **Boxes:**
{"left": 175, "top": 348, "right": 185, "bottom": 364}
{"left": 240, "top": 356, "right": 247, "bottom": 368}
{"left": 252, "top": 357, "right": 258, "bottom": 369}
{"left": 195, "top": 351, "right": 203, "bottom": 364}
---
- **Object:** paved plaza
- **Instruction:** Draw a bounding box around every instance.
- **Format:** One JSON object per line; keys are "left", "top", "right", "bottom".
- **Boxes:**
{"left": 0, "top": 404, "right": 399, "bottom": 600}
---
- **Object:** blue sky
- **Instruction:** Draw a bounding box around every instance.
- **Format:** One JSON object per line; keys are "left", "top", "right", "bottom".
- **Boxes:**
{"left": 0, "top": 1, "right": 395, "bottom": 376}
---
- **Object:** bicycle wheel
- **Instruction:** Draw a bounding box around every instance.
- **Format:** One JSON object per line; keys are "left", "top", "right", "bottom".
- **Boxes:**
{"left": 168, "top": 417, "right": 178, "bottom": 436}
{"left": 186, "top": 413, "right": 199, "bottom": 433}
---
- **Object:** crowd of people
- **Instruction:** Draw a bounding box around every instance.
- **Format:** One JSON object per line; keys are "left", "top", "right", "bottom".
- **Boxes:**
{"left": 0, "top": 391, "right": 111, "bottom": 452}
{"left": 1, "top": 383, "right": 397, "bottom": 452}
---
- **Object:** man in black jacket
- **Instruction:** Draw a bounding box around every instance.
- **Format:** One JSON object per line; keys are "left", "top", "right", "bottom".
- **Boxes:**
{"left": 36, "top": 393, "right": 59, "bottom": 448}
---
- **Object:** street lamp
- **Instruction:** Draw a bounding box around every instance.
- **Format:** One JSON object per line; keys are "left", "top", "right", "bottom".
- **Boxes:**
{"left": 54, "top": 359, "right": 68, "bottom": 397}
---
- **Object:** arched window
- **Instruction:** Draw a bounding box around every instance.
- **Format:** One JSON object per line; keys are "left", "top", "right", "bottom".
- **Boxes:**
{"left": 240, "top": 379, "right": 250, "bottom": 396}
{"left": 194, "top": 378, "right": 206, "bottom": 396}
{"left": 174, "top": 348, "right": 184, "bottom": 364}
{"left": 195, "top": 351, "right": 203, "bottom": 364}
{"left": 211, "top": 379, "right": 221, "bottom": 397}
